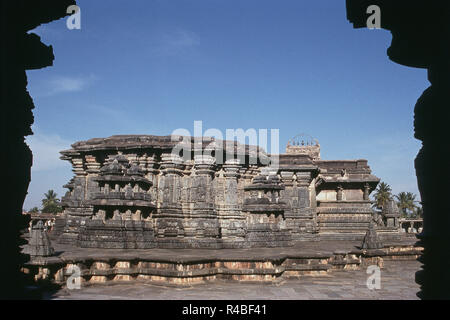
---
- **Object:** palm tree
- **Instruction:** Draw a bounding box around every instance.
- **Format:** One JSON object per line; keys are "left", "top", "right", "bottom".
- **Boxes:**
{"left": 415, "top": 206, "right": 423, "bottom": 218}
{"left": 395, "top": 192, "right": 417, "bottom": 217}
{"left": 41, "top": 190, "right": 62, "bottom": 214}
{"left": 372, "top": 182, "right": 393, "bottom": 210}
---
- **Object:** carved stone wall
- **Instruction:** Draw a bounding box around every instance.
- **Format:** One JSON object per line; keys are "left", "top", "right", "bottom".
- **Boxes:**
{"left": 57, "top": 135, "right": 397, "bottom": 248}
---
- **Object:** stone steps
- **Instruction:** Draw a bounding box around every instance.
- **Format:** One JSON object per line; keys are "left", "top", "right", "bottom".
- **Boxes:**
{"left": 23, "top": 244, "right": 423, "bottom": 287}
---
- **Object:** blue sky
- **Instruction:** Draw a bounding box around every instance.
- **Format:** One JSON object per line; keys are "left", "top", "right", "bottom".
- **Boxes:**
{"left": 24, "top": 0, "right": 427, "bottom": 209}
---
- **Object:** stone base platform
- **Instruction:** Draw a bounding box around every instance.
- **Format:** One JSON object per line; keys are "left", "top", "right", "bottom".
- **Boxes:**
{"left": 22, "top": 238, "right": 422, "bottom": 287}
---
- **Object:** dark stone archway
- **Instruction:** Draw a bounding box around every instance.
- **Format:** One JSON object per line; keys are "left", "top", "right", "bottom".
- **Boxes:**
{"left": 1, "top": 0, "right": 448, "bottom": 300}
{"left": 346, "top": 0, "right": 450, "bottom": 299}
{"left": 0, "top": 0, "right": 75, "bottom": 299}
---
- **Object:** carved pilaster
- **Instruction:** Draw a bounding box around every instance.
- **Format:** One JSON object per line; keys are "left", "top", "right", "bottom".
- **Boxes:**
{"left": 192, "top": 155, "right": 215, "bottom": 215}
{"left": 296, "top": 172, "right": 312, "bottom": 210}
{"left": 217, "top": 159, "right": 246, "bottom": 244}
{"left": 159, "top": 153, "right": 184, "bottom": 213}
{"left": 336, "top": 185, "right": 343, "bottom": 201}
{"left": 144, "top": 154, "right": 158, "bottom": 204}
{"left": 282, "top": 169, "right": 317, "bottom": 239}
{"left": 363, "top": 183, "right": 370, "bottom": 201}
{"left": 222, "top": 159, "right": 241, "bottom": 214}
{"left": 154, "top": 153, "right": 185, "bottom": 240}
{"left": 278, "top": 171, "right": 294, "bottom": 215}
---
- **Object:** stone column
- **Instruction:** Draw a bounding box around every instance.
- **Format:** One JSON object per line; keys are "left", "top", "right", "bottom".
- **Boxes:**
{"left": 185, "top": 155, "right": 219, "bottom": 244}
{"left": 363, "top": 183, "right": 370, "bottom": 201}
{"left": 155, "top": 153, "right": 185, "bottom": 241}
{"left": 159, "top": 153, "right": 184, "bottom": 214}
{"left": 289, "top": 170, "right": 317, "bottom": 238}
{"left": 280, "top": 171, "right": 295, "bottom": 212}
{"left": 296, "top": 172, "right": 312, "bottom": 211}
{"left": 336, "top": 185, "right": 343, "bottom": 201}
{"left": 279, "top": 171, "right": 295, "bottom": 222}
{"left": 192, "top": 155, "right": 216, "bottom": 215}
{"left": 218, "top": 159, "right": 246, "bottom": 247}
{"left": 144, "top": 154, "right": 158, "bottom": 205}
{"left": 414, "top": 62, "right": 450, "bottom": 299}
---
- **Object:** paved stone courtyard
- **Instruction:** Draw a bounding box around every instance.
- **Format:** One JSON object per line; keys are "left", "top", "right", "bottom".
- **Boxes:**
{"left": 48, "top": 260, "right": 420, "bottom": 300}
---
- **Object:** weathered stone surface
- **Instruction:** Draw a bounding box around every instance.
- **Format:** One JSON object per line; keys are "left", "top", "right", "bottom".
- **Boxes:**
{"left": 382, "top": 200, "right": 401, "bottom": 228}
{"left": 23, "top": 239, "right": 422, "bottom": 288}
{"left": 0, "top": 1, "right": 75, "bottom": 298}
{"left": 48, "top": 260, "right": 421, "bottom": 300}
{"left": 23, "top": 221, "right": 55, "bottom": 257}
{"left": 361, "top": 222, "right": 383, "bottom": 249}
{"left": 56, "top": 134, "right": 400, "bottom": 249}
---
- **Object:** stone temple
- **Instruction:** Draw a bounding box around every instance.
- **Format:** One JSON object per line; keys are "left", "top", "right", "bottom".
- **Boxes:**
{"left": 55, "top": 134, "right": 401, "bottom": 249}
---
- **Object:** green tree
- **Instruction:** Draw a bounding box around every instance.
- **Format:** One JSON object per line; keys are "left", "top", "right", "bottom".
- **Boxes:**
{"left": 395, "top": 192, "right": 417, "bottom": 217}
{"left": 372, "top": 182, "right": 393, "bottom": 210}
{"left": 41, "top": 190, "right": 62, "bottom": 214}
{"left": 28, "top": 207, "right": 40, "bottom": 214}
{"left": 415, "top": 206, "right": 423, "bottom": 218}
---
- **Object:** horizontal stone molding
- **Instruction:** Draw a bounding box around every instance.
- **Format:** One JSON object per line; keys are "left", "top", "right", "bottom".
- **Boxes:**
{"left": 23, "top": 244, "right": 423, "bottom": 286}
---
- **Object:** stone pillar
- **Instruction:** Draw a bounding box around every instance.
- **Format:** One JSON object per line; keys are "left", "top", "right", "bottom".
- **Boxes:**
{"left": 296, "top": 172, "right": 312, "bottom": 211}
{"left": 279, "top": 170, "right": 316, "bottom": 240}
{"left": 363, "top": 183, "right": 370, "bottom": 201}
{"left": 336, "top": 185, "right": 343, "bottom": 201}
{"left": 279, "top": 171, "right": 295, "bottom": 212}
{"left": 159, "top": 153, "right": 184, "bottom": 213}
{"left": 144, "top": 154, "right": 158, "bottom": 204}
{"left": 180, "top": 159, "right": 193, "bottom": 215}
{"left": 192, "top": 155, "right": 216, "bottom": 215}
{"left": 414, "top": 63, "right": 450, "bottom": 299}
{"left": 297, "top": 171, "right": 317, "bottom": 235}
{"left": 218, "top": 159, "right": 246, "bottom": 247}
{"left": 183, "top": 155, "right": 220, "bottom": 246}
{"left": 155, "top": 153, "right": 185, "bottom": 241}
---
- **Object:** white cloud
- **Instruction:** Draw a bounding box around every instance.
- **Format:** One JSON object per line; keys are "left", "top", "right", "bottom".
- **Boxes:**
{"left": 153, "top": 29, "right": 200, "bottom": 56}
{"left": 26, "top": 131, "right": 72, "bottom": 172}
{"left": 23, "top": 130, "right": 73, "bottom": 209}
{"left": 41, "top": 74, "right": 97, "bottom": 96}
